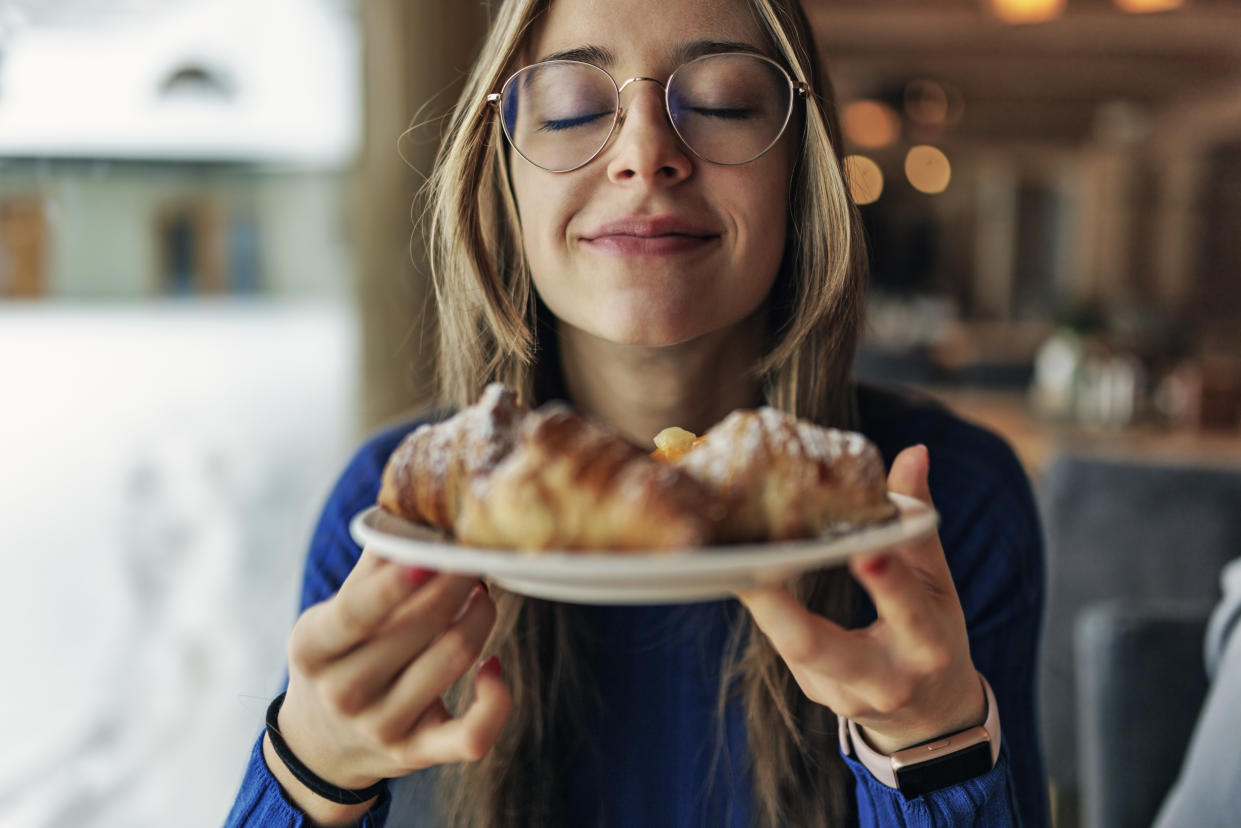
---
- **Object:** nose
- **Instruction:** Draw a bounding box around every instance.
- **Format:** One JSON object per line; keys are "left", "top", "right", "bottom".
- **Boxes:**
{"left": 604, "top": 78, "right": 692, "bottom": 185}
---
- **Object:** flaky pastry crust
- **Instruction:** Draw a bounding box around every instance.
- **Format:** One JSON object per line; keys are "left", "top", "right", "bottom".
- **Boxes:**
{"left": 377, "top": 383, "right": 527, "bottom": 532}
{"left": 456, "top": 405, "right": 720, "bottom": 551}
{"left": 673, "top": 408, "right": 897, "bottom": 543}
{"left": 377, "top": 386, "right": 897, "bottom": 552}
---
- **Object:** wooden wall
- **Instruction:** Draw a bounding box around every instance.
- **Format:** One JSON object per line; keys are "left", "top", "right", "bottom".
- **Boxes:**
{"left": 355, "top": 0, "right": 489, "bottom": 433}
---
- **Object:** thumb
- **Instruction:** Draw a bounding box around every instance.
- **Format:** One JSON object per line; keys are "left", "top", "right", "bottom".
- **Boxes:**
{"left": 883, "top": 445, "right": 952, "bottom": 587}
{"left": 887, "top": 444, "right": 933, "bottom": 506}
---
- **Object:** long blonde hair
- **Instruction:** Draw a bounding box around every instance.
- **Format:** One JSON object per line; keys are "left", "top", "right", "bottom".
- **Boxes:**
{"left": 423, "top": 1, "right": 868, "bottom": 824}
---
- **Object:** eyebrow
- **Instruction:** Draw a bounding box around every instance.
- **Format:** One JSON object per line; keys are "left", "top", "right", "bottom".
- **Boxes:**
{"left": 536, "top": 39, "right": 766, "bottom": 68}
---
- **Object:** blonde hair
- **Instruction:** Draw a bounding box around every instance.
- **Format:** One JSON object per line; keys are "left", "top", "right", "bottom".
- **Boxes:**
{"left": 423, "top": 1, "right": 867, "bottom": 824}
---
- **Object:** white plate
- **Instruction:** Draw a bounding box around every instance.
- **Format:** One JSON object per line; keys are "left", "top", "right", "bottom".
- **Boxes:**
{"left": 349, "top": 493, "right": 937, "bottom": 605}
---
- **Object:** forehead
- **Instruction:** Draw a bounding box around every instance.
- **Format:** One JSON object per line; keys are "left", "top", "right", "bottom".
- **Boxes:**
{"left": 524, "top": 0, "right": 770, "bottom": 69}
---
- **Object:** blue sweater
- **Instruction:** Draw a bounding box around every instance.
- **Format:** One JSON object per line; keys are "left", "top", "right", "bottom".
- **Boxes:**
{"left": 226, "top": 385, "right": 1048, "bottom": 827}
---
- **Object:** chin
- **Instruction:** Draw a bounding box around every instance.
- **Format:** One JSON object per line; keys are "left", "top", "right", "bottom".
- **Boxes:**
{"left": 540, "top": 276, "right": 769, "bottom": 349}
{"left": 594, "top": 309, "right": 732, "bottom": 349}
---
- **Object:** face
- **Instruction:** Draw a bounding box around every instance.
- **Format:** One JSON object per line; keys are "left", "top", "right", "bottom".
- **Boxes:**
{"left": 508, "top": 0, "right": 795, "bottom": 348}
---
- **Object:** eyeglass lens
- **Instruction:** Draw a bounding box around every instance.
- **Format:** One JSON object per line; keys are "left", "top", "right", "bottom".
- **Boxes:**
{"left": 500, "top": 54, "right": 793, "bottom": 172}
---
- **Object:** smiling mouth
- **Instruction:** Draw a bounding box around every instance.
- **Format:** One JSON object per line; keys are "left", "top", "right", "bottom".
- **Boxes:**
{"left": 583, "top": 233, "right": 720, "bottom": 256}
{"left": 590, "top": 231, "right": 717, "bottom": 239}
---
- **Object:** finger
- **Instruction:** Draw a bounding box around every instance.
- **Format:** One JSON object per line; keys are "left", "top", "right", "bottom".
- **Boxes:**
{"left": 317, "top": 575, "right": 486, "bottom": 710}
{"left": 381, "top": 573, "right": 486, "bottom": 635}
{"left": 399, "top": 657, "right": 512, "bottom": 767}
{"left": 372, "top": 586, "right": 497, "bottom": 737}
{"left": 885, "top": 445, "right": 955, "bottom": 587}
{"left": 887, "top": 444, "right": 933, "bottom": 505}
{"left": 735, "top": 584, "right": 881, "bottom": 681}
{"left": 291, "top": 554, "right": 437, "bottom": 668}
{"left": 348, "top": 546, "right": 390, "bottom": 579}
{"left": 849, "top": 552, "right": 949, "bottom": 640}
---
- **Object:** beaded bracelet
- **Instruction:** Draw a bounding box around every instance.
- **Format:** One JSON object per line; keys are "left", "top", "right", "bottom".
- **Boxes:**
{"left": 265, "top": 692, "right": 387, "bottom": 805}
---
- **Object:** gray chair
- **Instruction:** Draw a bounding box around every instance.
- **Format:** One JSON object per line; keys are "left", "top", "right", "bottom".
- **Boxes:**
{"left": 1037, "top": 453, "right": 1241, "bottom": 828}
{"left": 1074, "top": 601, "right": 1213, "bottom": 828}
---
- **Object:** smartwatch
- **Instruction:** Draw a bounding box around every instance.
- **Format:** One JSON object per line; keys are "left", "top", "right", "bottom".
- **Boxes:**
{"left": 837, "top": 672, "right": 1002, "bottom": 798}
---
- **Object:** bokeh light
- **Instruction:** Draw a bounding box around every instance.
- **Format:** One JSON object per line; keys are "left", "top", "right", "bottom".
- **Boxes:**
{"left": 842, "top": 99, "right": 901, "bottom": 150}
{"left": 1113, "top": 0, "right": 1186, "bottom": 12}
{"left": 985, "top": 0, "right": 1067, "bottom": 25}
{"left": 905, "top": 79, "right": 950, "bottom": 127}
{"left": 844, "top": 154, "right": 885, "bottom": 205}
{"left": 905, "top": 145, "right": 952, "bottom": 194}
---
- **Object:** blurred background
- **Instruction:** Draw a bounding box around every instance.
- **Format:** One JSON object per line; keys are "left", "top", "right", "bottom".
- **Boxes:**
{"left": 1, "top": 1, "right": 1239, "bottom": 826}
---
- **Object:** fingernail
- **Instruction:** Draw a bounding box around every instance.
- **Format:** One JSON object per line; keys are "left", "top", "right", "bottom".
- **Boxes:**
{"left": 860, "top": 555, "right": 890, "bottom": 577}
{"left": 479, "top": 655, "right": 502, "bottom": 680}
{"left": 404, "top": 567, "right": 435, "bottom": 587}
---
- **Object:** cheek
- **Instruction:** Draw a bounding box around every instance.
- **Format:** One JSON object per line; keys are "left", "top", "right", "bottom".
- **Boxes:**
{"left": 733, "top": 173, "right": 790, "bottom": 286}
{"left": 510, "top": 163, "right": 576, "bottom": 273}
{"left": 753, "top": 191, "right": 788, "bottom": 259}
{"left": 510, "top": 163, "right": 545, "bottom": 253}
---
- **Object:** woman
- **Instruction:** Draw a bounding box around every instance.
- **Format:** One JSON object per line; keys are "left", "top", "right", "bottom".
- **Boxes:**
{"left": 227, "top": 0, "right": 1048, "bottom": 825}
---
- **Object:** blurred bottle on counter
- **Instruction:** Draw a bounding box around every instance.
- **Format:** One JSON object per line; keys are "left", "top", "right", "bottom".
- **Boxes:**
{"left": 1031, "top": 327, "right": 1146, "bottom": 429}
{"left": 1031, "top": 327, "right": 1082, "bottom": 422}
{"left": 1154, "top": 356, "right": 1241, "bottom": 432}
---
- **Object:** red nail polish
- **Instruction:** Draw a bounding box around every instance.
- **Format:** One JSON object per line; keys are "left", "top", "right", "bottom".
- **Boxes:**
{"left": 479, "top": 655, "right": 503, "bottom": 680}
{"left": 404, "top": 567, "right": 434, "bottom": 587}
{"left": 860, "top": 556, "right": 890, "bottom": 577}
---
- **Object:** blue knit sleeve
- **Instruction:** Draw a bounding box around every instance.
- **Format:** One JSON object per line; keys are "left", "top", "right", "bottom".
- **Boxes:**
{"left": 846, "top": 747, "right": 1023, "bottom": 827}
{"left": 224, "top": 422, "right": 419, "bottom": 828}
{"left": 224, "top": 735, "right": 394, "bottom": 828}
{"left": 853, "top": 393, "right": 1049, "bottom": 827}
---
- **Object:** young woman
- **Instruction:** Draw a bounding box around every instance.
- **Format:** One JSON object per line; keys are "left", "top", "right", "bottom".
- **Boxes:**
{"left": 227, "top": 0, "right": 1048, "bottom": 825}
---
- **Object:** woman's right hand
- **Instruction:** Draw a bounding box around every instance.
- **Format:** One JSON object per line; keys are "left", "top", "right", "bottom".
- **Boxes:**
{"left": 263, "top": 547, "right": 511, "bottom": 822}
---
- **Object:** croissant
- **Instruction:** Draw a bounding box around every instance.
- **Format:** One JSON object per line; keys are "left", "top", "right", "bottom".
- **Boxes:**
{"left": 455, "top": 405, "right": 721, "bottom": 551}
{"left": 377, "top": 383, "right": 528, "bottom": 533}
{"left": 671, "top": 408, "right": 897, "bottom": 543}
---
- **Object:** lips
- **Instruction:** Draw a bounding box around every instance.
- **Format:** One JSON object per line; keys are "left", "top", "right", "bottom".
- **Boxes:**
{"left": 582, "top": 215, "right": 720, "bottom": 241}
{"left": 581, "top": 215, "right": 721, "bottom": 256}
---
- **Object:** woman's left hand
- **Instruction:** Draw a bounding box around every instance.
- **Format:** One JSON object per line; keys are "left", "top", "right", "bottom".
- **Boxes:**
{"left": 735, "top": 445, "right": 985, "bottom": 754}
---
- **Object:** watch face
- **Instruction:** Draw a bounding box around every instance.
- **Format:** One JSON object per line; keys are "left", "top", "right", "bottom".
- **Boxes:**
{"left": 893, "top": 742, "right": 993, "bottom": 798}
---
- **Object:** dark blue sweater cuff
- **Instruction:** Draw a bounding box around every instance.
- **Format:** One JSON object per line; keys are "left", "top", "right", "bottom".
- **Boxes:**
{"left": 842, "top": 741, "right": 1022, "bottom": 827}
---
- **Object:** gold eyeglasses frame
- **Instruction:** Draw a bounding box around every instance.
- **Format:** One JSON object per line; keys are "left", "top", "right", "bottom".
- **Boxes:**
{"left": 485, "top": 51, "right": 810, "bottom": 173}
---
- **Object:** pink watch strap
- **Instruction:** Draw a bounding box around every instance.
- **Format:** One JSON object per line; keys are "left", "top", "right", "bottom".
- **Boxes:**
{"left": 837, "top": 671, "right": 1002, "bottom": 789}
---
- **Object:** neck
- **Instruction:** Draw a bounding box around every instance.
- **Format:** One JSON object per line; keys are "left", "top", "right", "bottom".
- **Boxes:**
{"left": 556, "top": 308, "right": 769, "bottom": 448}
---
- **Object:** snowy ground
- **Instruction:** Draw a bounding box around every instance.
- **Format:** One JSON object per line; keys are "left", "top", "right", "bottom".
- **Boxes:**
{"left": 0, "top": 301, "right": 360, "bottom": 827}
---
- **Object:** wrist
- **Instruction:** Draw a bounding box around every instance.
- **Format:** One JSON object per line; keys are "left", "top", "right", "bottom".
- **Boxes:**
{"left": 858, "top": 668, "right": 987, "bottom": 755}
{"left": 839, "top": 672, "right": 1002, "bottom": 796}
{"left": 262, "top": 731, "right": 379, "bottom": 826}
{"left": 277, "top": 690, "right": 383, "bottom": 790}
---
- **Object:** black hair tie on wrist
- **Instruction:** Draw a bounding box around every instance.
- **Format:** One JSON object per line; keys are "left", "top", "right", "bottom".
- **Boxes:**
{"left": 265, "top": 692, "right": 387, "bottom": 806}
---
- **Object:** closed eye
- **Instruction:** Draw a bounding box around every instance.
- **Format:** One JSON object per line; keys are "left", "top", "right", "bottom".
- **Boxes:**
{"left": 539, "top": 111, "right": 613, "bottom": 132}
{"left": 689, "top": 106, "right": 755, "bottom": 120}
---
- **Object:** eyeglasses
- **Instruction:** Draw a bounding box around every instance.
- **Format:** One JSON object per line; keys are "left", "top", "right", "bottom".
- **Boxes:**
{"left": 486, "top": 52, "right": 808, "bottom": 173}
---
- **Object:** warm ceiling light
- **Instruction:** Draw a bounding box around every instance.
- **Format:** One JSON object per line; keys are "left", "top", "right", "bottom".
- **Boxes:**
{"left": 1113, "top": 0, "right": 1186, "bottom": 12}
{"left": 905, "top": 146, "right": 952, "bottom": 195}
{"left": 985, "top": 0, "right": 1067, "bottom": 24}
{"left": 843, "top": 155, "right": 884, "bottom": 205}
{"left": 841, "top": 100, "right": 901, "bottom": 150}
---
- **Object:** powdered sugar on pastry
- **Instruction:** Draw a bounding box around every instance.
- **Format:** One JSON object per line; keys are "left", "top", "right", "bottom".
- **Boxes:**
{"left": 675, "top": 407, "right": 896, "bottom": 542}
{"left": 377, "top": 383, "right": 528, "bottom": 532}
{"left": 457, "top": 405, "right": 720, "bottom": 552}
{"left": 378, "top": 386, "right": 894, "bottom": 552}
